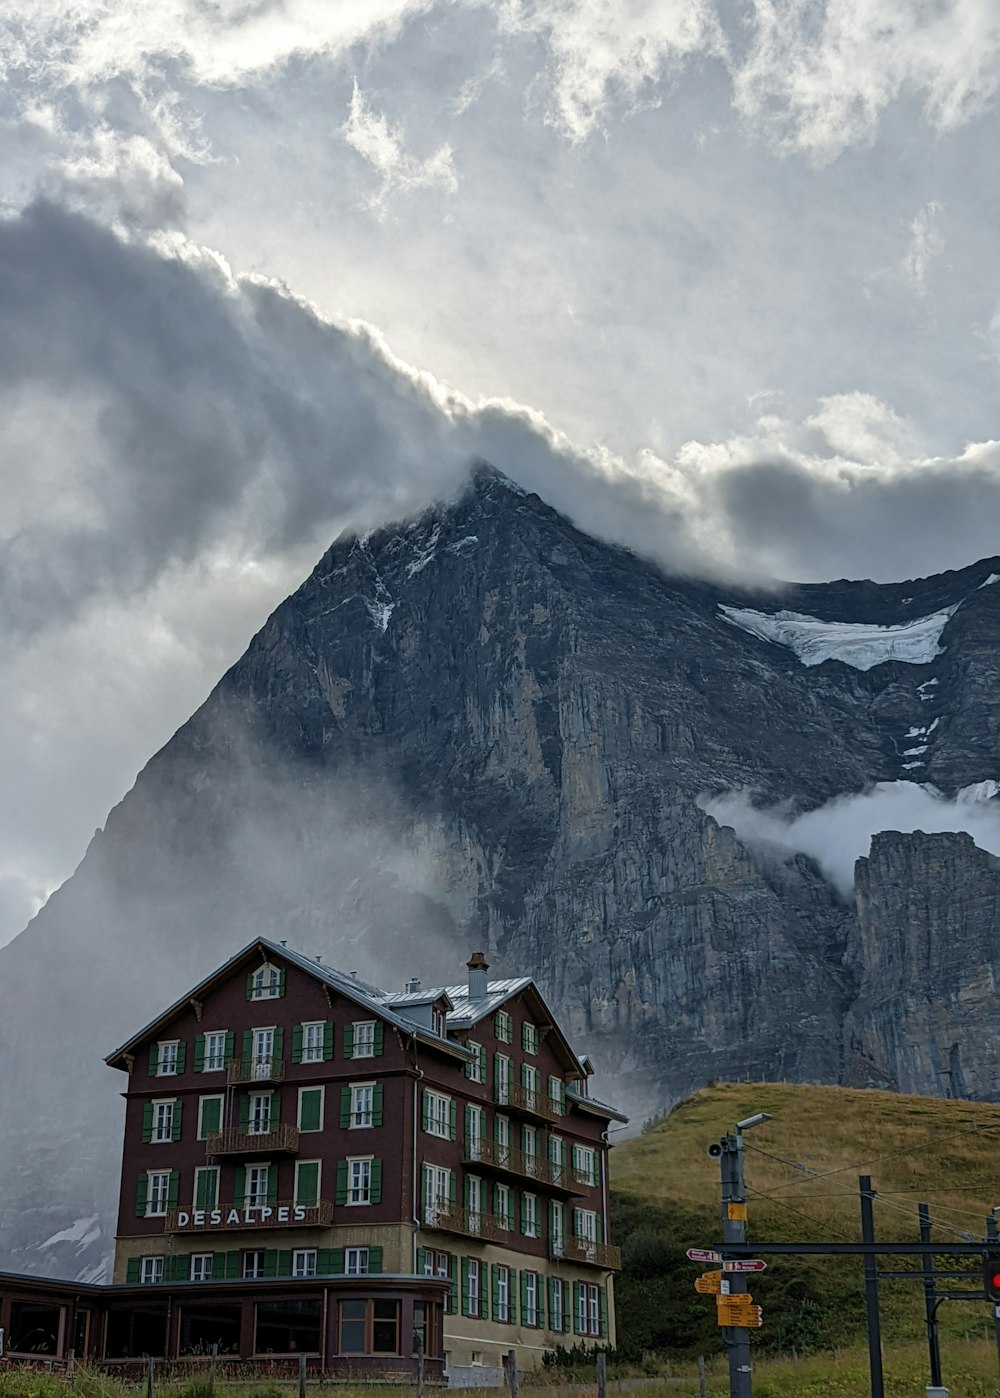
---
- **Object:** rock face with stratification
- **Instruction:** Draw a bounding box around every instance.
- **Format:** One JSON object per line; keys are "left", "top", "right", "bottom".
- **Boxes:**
{"left": 3, "top": 464, "right": 1000, "bottom": 1276}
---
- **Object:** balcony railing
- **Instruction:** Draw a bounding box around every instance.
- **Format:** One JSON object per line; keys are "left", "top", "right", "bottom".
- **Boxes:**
{"left": 422, "top": 1204, "right": 507, "bottom": 1243}
{"left": 205, "top": 1123, "right": 299, "bottom": 1157}
{"left": 165, "top": 1199, "right": 335, "bottom": 1232}
{"left": 227, "top": 1056, "right": 285, "bottom": 1084}
{"left": 552, "top": 1237, "right": 621, "bottom": 1270}
{"left": 492, "top": 1083, "right": 561, "bottom": 1123}
{"left": 463, "top": 1139, "right": 579, "bottom": 1192}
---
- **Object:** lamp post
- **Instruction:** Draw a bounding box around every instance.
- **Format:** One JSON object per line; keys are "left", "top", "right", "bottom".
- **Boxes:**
{"left": 712, "top": 1112, "right": 773, "bottom": 1398}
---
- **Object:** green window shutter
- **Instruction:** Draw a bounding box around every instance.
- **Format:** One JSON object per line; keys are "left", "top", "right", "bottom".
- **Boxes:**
{"left": 330, "top": 1248, "right": 344, "bottom": 1275}
{"left": 421, "top": 1164, "right": 431, "bottom": 1212}
{"left": 508, "top": 1192, "right": 516, "bottom": 1231}
{"left": 492, "top": 1182, "right": 500, "bottom": 1215}
{"left": 277, "top": 1250, "right": 292, "bottom": 1277}
{"left": 225, "top": 1251, "right": 240, "bottom": 1279}
{"left": 234, "top": 1167, "right": 247, "bottom": 1208}
{"left": 548, "top": 1199, "right": 555, "bottom": 1242}
{"left": 270, "top": 1089, "right": 280, "bottom": 1126}
{"left": 126, "top": 1258, "right": 140, "bottom": 1284}
{"left": 423, "top": 1088, "right": 432, "bottom": 1131}
{"left": 176, "top": 1042, "right": 186, "bottom": 1074}
{"left": 171, "top": 1101, "right": 182, "bottom": 1141}
{"left": 323, "top": 1021, "right": 334, "bottom": 1060}
{"left": 464, "top": 1104, "right": 472, "bottom": 1150}
{"left": 246, "top": 971, "right": 255, "bottom": 1000}
{"left": 370, "top": 1158, "right": 383, "bottom": 1204}
{"left": 142, "top": 1103, "right": 153, "bottom": 1143}
{"left": 521, "top": 1023, "right": 529, "bottom": 1052}
{"left": 148, "top": 1044, "right": 159, "bottom": 1076}
{"left": 520, "top": 1271, "right": 528, "bottom": 1324}
{"left": 493, "top": 1055, "right": 501, "bottom": 1096}
{"left": 343, "top": 1025, "right": 354, "bottom": 1059}
{"left": 266, "top": 1168, "right": 278, "bottom": 1206}
{"left": 242, "top": 1030, "right": 253, "bottom": 1062}
{"left": 599, "top": 1287, "right": 608, "bottom": 1339}
{"left": 272, "top": 1027, "right": 284, "bottom": 1061}
{"left": 373, "top": 1022, "right": 384, "bottom": 1055}
{"left": 239, "top": 1094, "right": 250, "bottom": 1131}
{"left": 200, "top": 1097, "right": 221, "bottom": 1138}
{"left": 463, "top": 1175, "right": 471, "bottom": 1210}
{"left": 416, "top": 1246, "right": 427, "bottom": 1275}
{"left": 213, "top": 1251, "right": 227, "bottom": 1278}
{"left": 447, "top": 1170, "right": 457, "bottom": 1207}
{"left": 277, "top": 969, "right": 286, "bottom": 996}
{"left": 509, "top": 1269, "right": 517, "bottom": 1326}
{"left": 596, "top": 1214, "right": 604, "bottom": 1244}
{"left": 135, "top": 1172, "right": 149, "bottom": 1217}
{"left": 167, "top": 1171, "right": 180, "bottom": 1208}
{"left": 196, "top": 1169, "right": 216, "bottom": 1210}
{"left": 297, "top": 1161, "right": 319, "bottom": 1208}
{"left": 224, "top": 1030, "right": 235, "bottom": 1065}
{"left": 491, "top": 1265, "right": 500, "bottom": 1321}
{"left": 263, "top": 1249, "right": 278, "bottom": 1278}
{"left": 448, "top": 1254, "right": 458, "bottom": 1313}
{"left": 292, "top": 1025, "right": 303, "bottom": 1064}
{"left": 369, "top": 1246, "right": 383, "bottom": 1273}
{"left": 449, "top": 1100, "right": 457, "bottom": 1141}
{"left": 538, "top": 1275, "right": 546, "bottom": 1330}
{"left": 340, "top": 1087, "right": 351, "bottom": 1129}
{"left": 461, "top": 1257, "right": 470, "bottom": 1316}
{"left": 478, "top": 1043, "right": 486, "bottom": 1079}
{"left": 193, "top": 1034, "right": 205, "bottom": 1072}
{"left": 300, "top": 1088, "right": 322, "bottom": 1132}
{"left": 574, "top": 1282, "right": 585, "bottom": 1335}
{"left": 335, "top": 1161, "right": 348, "bottom": 1205}
{"left": 372, "top": 1083, "right": 384, "bottom": 1127}
{"left": 520, "top": 1192, "right": 528, "bottom": 1235}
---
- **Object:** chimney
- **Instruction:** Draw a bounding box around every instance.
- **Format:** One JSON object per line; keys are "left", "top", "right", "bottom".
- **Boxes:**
{"left": 467, "top": 951, "right": 489, "bottom": 1000}
{"left": 407, "top": 977, "right": 421, "bottom": 994}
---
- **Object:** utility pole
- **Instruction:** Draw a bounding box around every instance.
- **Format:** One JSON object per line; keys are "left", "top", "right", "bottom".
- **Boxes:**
{"left": 719, "top": 1132, "right": 753, "bottom": 1398}
{"left": 859, "top": 1175, "right": 884, "bottom": 1398}
{"left": 918, "top": 1203, "right": 943, "bottom": 1391}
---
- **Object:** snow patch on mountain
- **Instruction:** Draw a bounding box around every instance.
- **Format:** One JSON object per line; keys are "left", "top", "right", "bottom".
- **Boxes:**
{"left": 39, "top": 1215, "right": 102, "bottom": 1250}
{"left": 719, "top": 603, "right": 959, "bottom": 670}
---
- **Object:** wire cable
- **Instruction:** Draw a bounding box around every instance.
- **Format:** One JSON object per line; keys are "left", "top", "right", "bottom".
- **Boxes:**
{"left": 743, "top": 1184, "right": 858, "bottom": 1243}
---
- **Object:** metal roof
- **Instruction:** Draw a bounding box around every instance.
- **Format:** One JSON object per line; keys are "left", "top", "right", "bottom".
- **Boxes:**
{"left": 438, "top": 977, "right": 534, "bottom": 1027}
{"left": 567, "top": 1084, "right": 629, "bottom": 1124}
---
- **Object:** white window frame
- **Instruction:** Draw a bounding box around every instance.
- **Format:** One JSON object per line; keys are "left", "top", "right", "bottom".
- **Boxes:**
{"left": 548, "top": 1076, "right": 565, "bottom": 1115}
{"left": 467, "top": 1174, "right": 483, "bottom": 1222}
{"left": 350, "top": 1082, "right": 375, "bottom": 1128}
{"left": 587, "top": 1284, "right": 600, "bottom": 1336}
{"left": 243, "top": 1250, "right": 266, "bottom": 1279}
{"left": 495, "top": 1054, "right": 512, "bottom": 1104}
{"left": 467, "top": 1257, "right": 482, "bottom": 1317}
{"left": 352, "top": 1021, "right": 376, "bottom": 1058}
{"left": 293, "top": 1248, "right": 318, "bottom": 1278}
{"left": 577, "top": 1284, "right": 588, "bottom": 1335}
{"left": 496, "top": 1182, "right": 511, "bottom": 1231}
{"left": 521, "top": 1063, "right": 540, "bottom": 1108}
{"left": 203, "top": 1031, "right": 227, "bottom": 1072}
{"left": 496, "top": 1265, "right": 511, "bottom": 1323}
{"left": 294, "top": 1158, "right": 322, "bottom": 1207}
{"left": 301, "top": 1021, "right": 325, "bottom": 1063}
{"left": 197, "top": 1095, "right": 224, "bottom": 1141}
{"left": 524, "top": 1271, "right": 539, "bottom": 1326}
{"left": 157, "top": 1041, "right": 180, "bottom": 1076}
{"left": 190, "top": 1253, "right": 214, "bottom": 1282}
{"left": 522, "top": 1192, "right": 538, "bottom": 1237}
{"left": 573, "top": 1144, "right": 598, "bottom": 1186}
{"left": 151, "top": 1099, "right": 175, "bottom": 1144}
{"left": 193, "top": 1166, "right": 219, "bottom": 1210}
{"left": 347, "top": 1156, "right": 372, "bottom": 1205}
{"left": 146, "top": 1170, "right": 171, "bottom": 1218}
{"left": 523, "top": 1022, "right": 539, "bottom": 1055}
{"left": 549, "top": 1276, "right": 564, "bottom": 1332}
{"left": 425, "top": 1090, "right": 451, "bottom": 1138}
{"left": 495, "top": 1010, "right": 512, "bottom": 1044}
{"left": 297, "top": 1084, "right": 325, "bottom": 1132}
{"left": 551, "top": 1201, "right": 566, "bottom": 1256}
{"left": 139, "top": 1256, "right": 164, "bottom": 1285}
{"left": 466, "top": 1041, "right": 484, "bottom": 1083}
{"left": 251, "top": 1027, "right": 275, "bottom": 1080}
{"left": 246, "top": 1164, "right": 270, "bottom": 1208}
{"left": 431, "top": 1006, "right": 446, "bottom": 1037}
{"left": 250, "top": 964, "right": 281, "bottom": 1000}
{"left": 423, "top": 1164, "right": 451, "bottom": 1224}
{"left": 345, "top": 1246, "right": 370, "bottom": 1276}
{"left": 248, "top": 1092, "right": 272, "bottom": 1136}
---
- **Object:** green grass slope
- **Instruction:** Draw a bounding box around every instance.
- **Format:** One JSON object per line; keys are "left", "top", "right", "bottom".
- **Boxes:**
{"left": 608, "top": 1083, "right": 1000, "bottom": 1360}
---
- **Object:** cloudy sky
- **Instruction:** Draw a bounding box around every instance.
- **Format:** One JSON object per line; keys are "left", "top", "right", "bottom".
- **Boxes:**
{"left": 2, "top": 0, "right": 999, "bottom": 945}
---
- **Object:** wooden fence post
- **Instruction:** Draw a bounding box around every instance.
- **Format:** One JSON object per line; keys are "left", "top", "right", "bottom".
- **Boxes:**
{"left": 146, "top": 1354, "right": 154, "bottom": 1398}
{"left": 698, "top": 1355, "right": 707, "bottom": 1398}
{"left": 506, "top": 1348, "right": 520, "bottom": 1398}
{"left": 299, "top": 1351, "right": 307, "bottom": 1398}
{"left": 597, "top": 1349, "right": 607, "bottom": 1398}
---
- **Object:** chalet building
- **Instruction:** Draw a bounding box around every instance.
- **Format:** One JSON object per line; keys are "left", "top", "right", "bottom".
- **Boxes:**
{"left": 0, "top": 939, "right": 625, "bottom": 1381}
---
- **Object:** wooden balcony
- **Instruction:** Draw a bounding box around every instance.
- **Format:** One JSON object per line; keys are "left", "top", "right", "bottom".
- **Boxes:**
{"left": 492, "top": 1083, "right": 561, "bottom": 1123}
{"left": 205, "top": 1123, "right": 299, "bottom": 1157}
{"left": 165, "top": 1199, "right": 335, "bottom": 1232}
{"left": 227, "top": 1056, "right": 285, "bottom": 1084}
{"left": 463, "top": 1139, "right": 581, "bottom": 1194}
{"left": 552, "top": 1237, "right": 622, "bottom": 1271}
{"left": 422, "top": 1204, "right": 507, "bottom": 1243}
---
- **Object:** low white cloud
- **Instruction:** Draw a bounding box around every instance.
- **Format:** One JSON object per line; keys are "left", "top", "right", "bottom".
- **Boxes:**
{"left": 342, "top": 81, "right": 458, "bottom": 215}
{"left": 701, "top": 781, "right": 1000, "bottom": 897}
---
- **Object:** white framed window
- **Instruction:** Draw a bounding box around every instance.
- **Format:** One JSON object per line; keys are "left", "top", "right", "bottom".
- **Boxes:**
{"left": 549, "top": 1277, "right": 564, "bottom": 1332}
{"left": 301, "top": 1021, "right": 325, "bottom": 1063}
{"left": 203, "top": 1031, "right": 227, "bottom": 1072}
{"left": 522, "top": 1022, "right": 539, "bottom": 1055}
{"left": 197, "top": 1095, "right": 224, "bottom": 1141}
{"left": 466, "top": 1257, "right": 482, "bottom": 1317}
{"left": 521, "top": 1063, "right": 540, "bottom": 1108}
{"left": 350, "top": 1083, "right": 374, "bottom": 1128}
{"left": 243, "top": 1250, "right": 266, "bottom": 1279}
{"left": 494, "top": 1054, "right": 512, "bottom": 1105}
{"left": 522, "top": 1125, "right": 538, "bottom": 1164}
{"left": 298, "top": 1085, "right": 324, "bottom": 1132}
{"left": 587, "top": 1284, "right": 600, "bottom": 1336}
{"left": 574, "top": 1208, "right": 599, "bottom": 1256}
{"left": 246, "top": 1165, "right": 270, "bottom": 1208}
{"left": 152, "top": 1100, "right": 175, "bottom": 1143}
{"left": 465, "top": 1041, "right": 485, "bottom": 1083}
{"left": 572, "top": 1144, "right": 598, "bottom": 1186}
{"left": 551, "top": 1201, "right": 566, "bottom": 1256}
{"left": 345, "top": 1246, "right": 370, "bottom": 1276}
{"left": 466, "top": 1175, "right": 483, "bottom": 1221}
{"left": 146, "top": 1171, "right": 171, "bottom": 1217}
{"left": 193, "top": 1166, "right": 219, "bottom": 1211}
{"left": 496, "top": 1183, "right": 511, "bottom": 1231}
{"left": 248, "top": 1092, "right": 272, "bottom": 1135}
{"left": 524, "top": 1271, "right": 539, "bottom": 1326}
{"left": 431, "top": 1006, "right": 446, "bottom": 1036}
{"left": 352, "top": 1021, "right": 376, "bottom": 1058}
{"left": 294, "top": 1159, "right": 321, "bottom": 1208}
{"left": 139, "top": 1256, "right": 164, "bottom": 1285}
{"left": 347, "top": 1157, "right": 372, "bottom": 1205}
{"left": 190, "top": 1254, "right": 213, "bottom": 1282}
{"left": 466, "top": 1104, "right": 485, "bottom": 1159}
{"left": 522, "top": 1192, "right": 539, "bottom": 1237}
{"left": 496, "top": 1264, "right": 511, "bottom": 1323}
{"left": 423, "top": 1165, "right": 451, "bottom": 1224}
{"left": 495, "top": 1115, "right": 510, "bottom": 1149}
{"left": 293, "top": 1248, "right": 318, "bottom": 1278}
{"left": 250, "top": 964, "right": 282, "bottom": 1000}
{"left": 494, "top": 1010, "right": 512, "bottom": 1044}
{"left": 157, "top": 1041, "right": 180, "bottom": 1076}
{"left": 251, "top": 1027, "right": 275, "bottom": 1079}
{"left": 424, "top": 1090, "right": 452, "bottom": 1138}
{"left": 547, "top": 1076, "right": 565, "bottom": 1115}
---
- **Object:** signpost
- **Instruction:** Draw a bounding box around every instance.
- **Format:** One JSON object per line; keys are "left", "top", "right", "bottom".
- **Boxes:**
{"left": 687, "top": 1248, "right": 723, "bottom": 1263}
{"left": 724, "top": 1260, "right": 768, "bottom": 1273}
{"left": 694, "top": 1271, "right": 723, "bottom": 1294}
{"left": 717, "top": 1297, "right": 764, "bottom": 1329}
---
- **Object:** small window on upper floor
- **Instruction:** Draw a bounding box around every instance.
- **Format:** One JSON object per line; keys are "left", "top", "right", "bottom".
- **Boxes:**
{"left": 151, "top": 1039, "right": 184, "bottom": 1076}
{"left": 431, "top": 1006, "right": 446, "bottom": 1037}
{"left": 247, "top": 963, "right": 284, "bottom": 1001}
{"left": 521, "top": 1022, "right": 539, "bottom": 1055}
{"left": 494, "top": 1010, "right": 512, "bottom": 1044}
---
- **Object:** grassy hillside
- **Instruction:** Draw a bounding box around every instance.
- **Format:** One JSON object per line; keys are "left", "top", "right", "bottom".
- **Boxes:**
{"left": 607, "top": 1082, "right": 1000, "bottom": 1360}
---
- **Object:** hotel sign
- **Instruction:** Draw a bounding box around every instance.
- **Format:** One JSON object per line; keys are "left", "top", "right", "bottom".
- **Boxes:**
{"left": 172, "top": 1205, "right": 310, "bottom": 1231}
